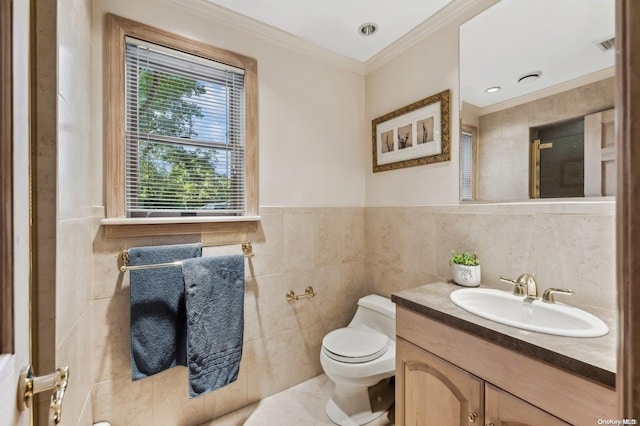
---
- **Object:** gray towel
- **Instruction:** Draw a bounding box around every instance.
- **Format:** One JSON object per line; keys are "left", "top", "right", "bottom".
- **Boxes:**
{"left": 182, "top": 254, "right": 245, "bottom": 398}
{"left": 129, "top": 243, "right": 202, "bottom": 380}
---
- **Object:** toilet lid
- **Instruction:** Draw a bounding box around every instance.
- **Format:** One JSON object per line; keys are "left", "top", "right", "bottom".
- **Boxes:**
{"left": 322, "top": 328, "right": 389, "bottom": 363}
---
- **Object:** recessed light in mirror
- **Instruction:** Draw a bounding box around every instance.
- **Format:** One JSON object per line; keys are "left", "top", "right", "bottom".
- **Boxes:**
{"left": 485, "top": 86, "right": 501, "bottom": 93}
{"left": 358, "top": 23, "right": 378, "bottom": 37}
{"left": 518, "top": 71, "right": 542, "bottom": 84}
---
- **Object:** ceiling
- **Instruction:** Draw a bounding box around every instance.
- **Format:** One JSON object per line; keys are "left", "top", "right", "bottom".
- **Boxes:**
{"left": 460, "top": 0, "right": 615, "bottom": 109}
{"left": 200, "top": 0, "right": 615, "bottom": 100}
{"left": 205, "top": 0, "right": 455, "bottom": 62}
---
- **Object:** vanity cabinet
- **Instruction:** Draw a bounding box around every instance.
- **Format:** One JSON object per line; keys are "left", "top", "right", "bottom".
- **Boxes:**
{"left": 398, "top": 338, "right": 483, "bottom": 425}
{"left": 397, "top": 338, "right": 568, "bottom": 426}
{"left": 485, "top": 383, "right": 569, "bottom": 426}
{"left": 396, "top": 306, "right": 616, "bottom": 425}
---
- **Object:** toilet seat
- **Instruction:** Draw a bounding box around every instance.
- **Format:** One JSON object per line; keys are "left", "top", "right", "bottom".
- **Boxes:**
{"left": 322, "top": 328, "right": 389, "bottom": 364}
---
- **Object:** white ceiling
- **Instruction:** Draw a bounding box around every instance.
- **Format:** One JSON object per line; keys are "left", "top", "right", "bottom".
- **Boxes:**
{"left": 460, "top": 0, "right": 615, "bottom": 109}
{"left": 199, "top": 0, "right": 615, "bottom": 97}
{"left": 205, "top": 0, "right": 455, "bottom": 62}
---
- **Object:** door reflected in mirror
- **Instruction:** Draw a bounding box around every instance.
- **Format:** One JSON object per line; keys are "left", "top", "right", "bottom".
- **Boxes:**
{"left": 459, "top": 0, "right": 615, "bottom": 201}
{"left": 531, "top": 118, "right": 586, "bottom": 199}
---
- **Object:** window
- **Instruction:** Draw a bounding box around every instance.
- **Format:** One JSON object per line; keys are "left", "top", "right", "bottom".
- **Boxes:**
{"left": 460, "top": 124, "right": 477, "bottom": 201}
{"left": 105, "top": 15, "right": 258, "bottom": 232}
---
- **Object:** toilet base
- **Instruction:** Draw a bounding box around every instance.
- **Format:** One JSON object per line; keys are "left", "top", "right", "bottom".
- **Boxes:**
{"left": 325, "top": 378, "right": 394, "bottom": 426}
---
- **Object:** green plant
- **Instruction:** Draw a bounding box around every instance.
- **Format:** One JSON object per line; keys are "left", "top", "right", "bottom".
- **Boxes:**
{"left": 449, "top": 251, "right": 479, "bottom": 266}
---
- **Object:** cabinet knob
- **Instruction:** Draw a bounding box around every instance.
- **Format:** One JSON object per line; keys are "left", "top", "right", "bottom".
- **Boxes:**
{"left": 468, "top": 412, "right": 478, "bottom": 423}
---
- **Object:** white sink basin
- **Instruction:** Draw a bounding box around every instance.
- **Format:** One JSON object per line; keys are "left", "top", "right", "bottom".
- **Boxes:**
{"left": 449, "top": 288, "right": 608, "bottom": 337}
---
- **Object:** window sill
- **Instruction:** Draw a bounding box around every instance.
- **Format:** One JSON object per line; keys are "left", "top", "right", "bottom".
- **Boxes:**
{"left": 101, "top": 216, "right": 261, "bottom": 238}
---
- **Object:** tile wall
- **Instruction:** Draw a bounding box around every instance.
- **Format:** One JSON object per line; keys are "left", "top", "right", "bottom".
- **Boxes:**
{"left": 32, "top": 0, "right": 94, "bottom": 423}
{"left": 365, "top": 202, "right": 616, "bottom": 313}
{"left": 84, "top": 200, "right": 615, "bottom": 425}
{"left": 55, "top": 0, "right": 95, "bottom": 423}
{"left": 90, "top": 207, "right": 367, "bottom": 425}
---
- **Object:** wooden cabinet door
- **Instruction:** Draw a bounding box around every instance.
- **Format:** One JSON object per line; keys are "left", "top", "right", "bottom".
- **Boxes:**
{"left": 396, "top": 338, "right": 484, "bottom": 426}
{"left": 485, "top": 384, "right": 570, "bottom": 426}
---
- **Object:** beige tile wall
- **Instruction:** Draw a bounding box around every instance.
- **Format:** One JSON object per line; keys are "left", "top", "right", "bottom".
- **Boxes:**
{"left": 91, "top": 207, "right": 367, "bottom": 425}
{"left": 477, "top": 77, "right": 615, "bottom": 200}
{"left": 365, "top": 202, "right": 616, "bottom": 313}
{"left": 27, "top": 0, "right": 93, "bottom": 425}
{"left": 54, "top": 0, "right": 95, "bottom": 424}
{"left": 55, "top": 218, "right": 95, "bottom": 426}
{"left": 89, "top": 202, "right": 615, "bottom": 424}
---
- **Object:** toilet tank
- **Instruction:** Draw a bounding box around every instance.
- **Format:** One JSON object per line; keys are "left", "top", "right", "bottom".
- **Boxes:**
{"left": 349, "top": 294, "right": 396, "bottom": 340}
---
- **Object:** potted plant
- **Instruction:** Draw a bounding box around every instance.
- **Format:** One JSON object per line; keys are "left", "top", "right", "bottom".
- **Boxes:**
{"left": 449, "top": 251, "right": 481, "bottom": 287}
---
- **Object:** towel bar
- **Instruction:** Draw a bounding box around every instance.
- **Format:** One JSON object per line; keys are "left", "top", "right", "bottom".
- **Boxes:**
{"left": 118, "top": 240, "right": 254, "bottom": 272}
{"left": 286, "top": 286, "right": 317, "bottom": 302}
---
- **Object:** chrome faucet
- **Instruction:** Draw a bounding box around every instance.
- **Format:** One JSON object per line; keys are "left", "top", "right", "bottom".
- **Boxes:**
{"left": 500, "top": 273, "right": 539, "bottom": 301}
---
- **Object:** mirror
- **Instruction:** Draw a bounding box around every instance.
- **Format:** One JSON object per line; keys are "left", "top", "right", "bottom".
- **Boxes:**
{"left": 459, "top": 0, "right": 615, "bottom": 201}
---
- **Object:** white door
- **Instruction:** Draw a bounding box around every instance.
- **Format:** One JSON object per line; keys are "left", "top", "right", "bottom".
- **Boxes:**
{"left": 0, "top": 0, "right": 32, "bottom": 424}
{"left": 584, "top": 108, "right": 616, "bottom": 197}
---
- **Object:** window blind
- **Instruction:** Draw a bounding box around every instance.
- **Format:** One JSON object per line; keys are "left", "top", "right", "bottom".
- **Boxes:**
{"left": 460, "top": 131, "right": 473, "bottom": 201}
{"left": 124, "top": 37, "right": 246, "bottom": 217}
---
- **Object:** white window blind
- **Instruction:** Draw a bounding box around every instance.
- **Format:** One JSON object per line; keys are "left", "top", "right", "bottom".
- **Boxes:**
{"left": 124, "top": 37, "right": 246, "bottom": 217}
{"left": 460, "top": 130, "right": 473, "bottom": 201}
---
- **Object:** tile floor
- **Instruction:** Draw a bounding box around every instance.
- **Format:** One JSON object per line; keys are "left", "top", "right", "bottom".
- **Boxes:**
{"left": 200, "top": 374, "right": 394, "bottom": 426}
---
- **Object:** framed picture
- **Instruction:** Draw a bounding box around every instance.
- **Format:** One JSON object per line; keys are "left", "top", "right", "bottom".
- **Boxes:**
{"left": 372, "top": 89, "right": 450, "bottom": 172}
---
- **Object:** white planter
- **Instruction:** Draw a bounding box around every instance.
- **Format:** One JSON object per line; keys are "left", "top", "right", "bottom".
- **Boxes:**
{"left": 452, "top": 264, "right": 481, "bottom": 287}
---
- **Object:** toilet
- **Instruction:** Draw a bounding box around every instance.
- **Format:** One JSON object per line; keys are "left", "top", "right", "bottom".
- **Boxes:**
{"left": 320, "top": 294, "right": 396, "bottom": 426}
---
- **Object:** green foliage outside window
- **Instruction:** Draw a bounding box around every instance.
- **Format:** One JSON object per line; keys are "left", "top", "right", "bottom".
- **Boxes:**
{"left": 134, "top": 69, "right": 232, "bottom": 210}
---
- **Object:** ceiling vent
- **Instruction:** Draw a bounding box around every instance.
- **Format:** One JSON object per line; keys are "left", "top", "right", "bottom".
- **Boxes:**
{"left": 594, "top": 36, "right": 615, "bottom": 52}
{"left": 517, "top": 71, "right": 542, "bottom": 85}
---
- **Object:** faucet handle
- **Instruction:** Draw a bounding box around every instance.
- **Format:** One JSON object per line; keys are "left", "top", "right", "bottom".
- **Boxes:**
{"left": 499, "top": 275, "right": 526, "bottom": 296}
{"left": 542, "top": 288, "right": 573, "bottom": 303}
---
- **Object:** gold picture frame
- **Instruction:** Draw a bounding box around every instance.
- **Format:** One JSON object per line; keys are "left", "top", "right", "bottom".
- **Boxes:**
{"left": 372, "top": 89, "right": 450, "bottom": 172}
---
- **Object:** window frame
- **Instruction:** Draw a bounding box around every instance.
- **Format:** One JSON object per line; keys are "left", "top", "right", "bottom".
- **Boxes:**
{"left": 104, "top": 14, "right": 259, "bottom": 237}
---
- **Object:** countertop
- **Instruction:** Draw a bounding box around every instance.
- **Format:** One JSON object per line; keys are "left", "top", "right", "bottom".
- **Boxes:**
{"left": 392, "top": 281, "right": 617, "bottom": 388}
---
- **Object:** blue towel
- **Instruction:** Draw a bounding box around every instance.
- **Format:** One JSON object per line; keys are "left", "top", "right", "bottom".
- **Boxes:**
{"left": 182, "top": 254, "right": 245, "bottom": 398}
{"left": 129, "top": 243, "right": 202, "bottom": 380}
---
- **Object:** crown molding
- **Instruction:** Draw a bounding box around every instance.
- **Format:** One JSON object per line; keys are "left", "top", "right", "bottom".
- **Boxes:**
{"left": 461, "top": 101, "right": 482, "bottom": 120}
{"left": 157, "top": 0, "right": 366, "bottom": 75}
{"left": 473, "top": 67, "right": 615, "bottom": 116}
{"left": 364, "top": 0, "right": 497, "bottom": 74}
{"left": 155, "top": 0, "right": 506, "bottom": 76}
